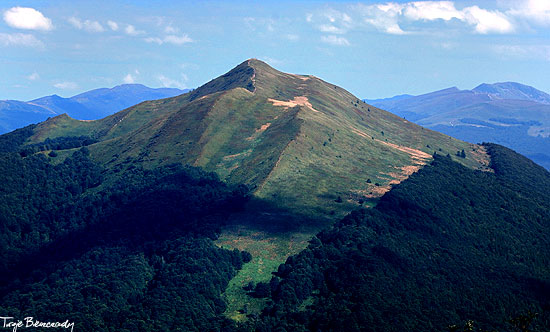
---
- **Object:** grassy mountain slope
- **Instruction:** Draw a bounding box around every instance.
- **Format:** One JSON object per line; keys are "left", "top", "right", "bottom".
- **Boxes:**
{"left": 28, "top": 59, "right": 489, "bottom": 221}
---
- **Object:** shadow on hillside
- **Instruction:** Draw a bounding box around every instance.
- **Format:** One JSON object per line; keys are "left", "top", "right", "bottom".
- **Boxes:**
{"left": 0, "top": 193, "right": 333, "bottom": 299}
{"left": 224, "top": 196, "right": 334, "bottom": 234}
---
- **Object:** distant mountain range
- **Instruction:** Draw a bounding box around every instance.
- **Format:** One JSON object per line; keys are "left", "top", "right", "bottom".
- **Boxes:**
{"left": 0, "top": 84, "right": 188, "bottom": 134}
{"left": 366, "top": 82, "right": 550, "bottom": 169}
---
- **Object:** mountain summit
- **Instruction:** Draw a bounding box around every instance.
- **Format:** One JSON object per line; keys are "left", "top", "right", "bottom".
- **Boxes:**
{"left": 473, "top": 82, "right": 550, "bottom": 104}
{"left": 25, "top": 59, "right": 488, "bottom": 220}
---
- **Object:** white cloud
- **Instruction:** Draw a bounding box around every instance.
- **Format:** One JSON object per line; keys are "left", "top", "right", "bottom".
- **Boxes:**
{"left": 164, "top": 25, "right": 177, "bottom": 33}
{"left": 107, "top": 20, "right": 119, "bottom": 31}
{"left": 3, "top": 7, "right": 53, "bottom": 31}
{"left": 319, "top": 24, "right": 347, "bottom": 34}
{"left": 508, "top": 0, "right": 550, "bottom": 26}
{"left": 144, "top": 34, "right": 193, "bottom": 45}
{"left": 0, "top": 32, "right": 44, "bottom": 47}
{"left": 463, "top": 6, "right": 514, "bottom": 34}
{"left": 125, "top": 24, "right": 144, "bottom": 36}
{"left": 309, "top": 8, "right": 354, "bottom": 34}
{"left": 123, "top": 74, "right": 135, "bottom": 84}
{"left": 144, "top": 37, "right": 162, "bottom": 44}
{"left": 321, "top": 35, "right": 350, "bottom": 46}
{"left": 54, "top": 81, "right": 78, "bottom": 90}
{"left": 310, "top": 1, "right": 514, "bottom": 35}
{"left": 359, "top": 3, "right": 407, "bottom": 35}
{"left": 403, "top": 1, "right": 462, "bottom": 21}
{"left": 28, "top": 72, "right": 40, "bottom": 80}
{"left": 164, "top": 34, "right": 193, "bottom": 45}
{"left": 68, "top": 17, "right": 105, "bottom": 32}
{"left": 158, "top": 74, "right": 187, "bottom": 89}
{"left": 123, "top": 70, "right": 140, "bottom": 84}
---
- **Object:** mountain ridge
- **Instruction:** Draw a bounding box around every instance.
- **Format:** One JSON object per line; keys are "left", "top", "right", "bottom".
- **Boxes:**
{"left": 22, "top": 59, "right": 489, "bottom": 221}
{"left": 0, "top": 84, "right": 189, "bottom": 134}
{"left": 367, "top": 82, "right": 550, "bottom": 169}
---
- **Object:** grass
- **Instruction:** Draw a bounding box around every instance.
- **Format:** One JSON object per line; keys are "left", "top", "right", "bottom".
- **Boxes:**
{"left": 215, "top": 224, "right": 315, "bottom": 321}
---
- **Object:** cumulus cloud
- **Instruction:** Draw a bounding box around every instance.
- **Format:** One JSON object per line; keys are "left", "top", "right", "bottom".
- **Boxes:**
{"left": 3, "top": 7, "right": 53, "bottom": 31}
{"left": 158, "top": 74, "right": 187, "bottom": 89}
{"left": 54, "top": 81, "right": 78, "bottom": 90}
{"left": 107, "top": 20, "right": 119, "bottom": 31}
{"left": 0, "top": 32, "right": 44, "bottom": 47}
{"left": 403, "top": 1, "right": 462, "bottom": 21}
{"left": 144, "top": 34, "right": 193, "bottom": 45}
{"left": 68, "top": 17, "right": 105, "bottom": 32}
{"left": 321, "top": 35, "right": 350, "bottom": 46}
{"left": 462, "top": 6, "right": 514, "bottom": 34}
{"left": 123, "top": 70, "right": 140, "bottom": 84}
{"left": 508, "top": 0, "right": 550, "bottom": 26}
{"left": 125, "top": 24, "right": 144, "bottom": 36}
{"left": 359, "top": 3, "right": 407, "bottom": 35}
{"left": 28, "top": 72, "right": 40, "bottom": 80}
{"left": 309, "top": 1, "right": 514, "bottom": 35}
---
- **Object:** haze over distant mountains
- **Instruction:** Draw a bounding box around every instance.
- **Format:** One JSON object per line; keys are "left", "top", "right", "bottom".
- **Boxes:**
{"left": 366, "top": 82, "right": 550, "bottom": 169}
{"left": 0, "top": 84, "right": 188, "bottom": 134}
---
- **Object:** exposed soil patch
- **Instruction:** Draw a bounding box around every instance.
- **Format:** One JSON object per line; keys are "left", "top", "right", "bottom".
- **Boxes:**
{"left": 377, "top": 139, "right": 432, "bottom": 161}
{"left": 268, "top": 96, "right": 320, "bottom": 113}
{"left": 470, "top": 145, "right": 494, "bottom": 172}
{"left": 246, "top": 123, "right": 271, "bottom": 141}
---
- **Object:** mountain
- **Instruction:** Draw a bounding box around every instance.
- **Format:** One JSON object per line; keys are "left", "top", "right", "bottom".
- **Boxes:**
{"left": 70, "top": 84, "right": 186, "bottom": 117}
{"left": 0, "top": 84, "right": 188, "bottom": 134}
{"left": 24, "top": 59, "right": 488, "bottom": 221}
{"left": 367, "top": 82, "right": 550, "bottom": 169}
{"left": 473, "top": 82, "right": 550, "bottom": 104}
{"left": 0, "top": 100, "right": 56, "bottom": 134}
{"left": 29, "top": 94, "right": 99, "bottom": 120}
{"left": 0, "top": 60, "right": 549, "bottom": 331}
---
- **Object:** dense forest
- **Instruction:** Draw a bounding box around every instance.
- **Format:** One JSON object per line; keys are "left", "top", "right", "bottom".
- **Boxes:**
{"left": 245, "top": 144, "right": 550, "bottom": 332}
{"left": 0, "top": 131, "right": 251, "bottom": 331}
{"left": 0, "top": 124, "right": 549, "bottom": 332}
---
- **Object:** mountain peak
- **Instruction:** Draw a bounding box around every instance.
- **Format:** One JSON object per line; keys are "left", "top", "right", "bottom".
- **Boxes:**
{"left": 473, "top": 82, "right": 550, "bottom": 104}
{"left": 246, "top": 58, "right": 274, "bottom": 71}
{"left": 186, "top": 60, "right": 257, "bottom": 101}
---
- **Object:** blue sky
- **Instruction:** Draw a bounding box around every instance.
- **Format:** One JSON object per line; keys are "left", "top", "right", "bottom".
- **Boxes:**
{"left": 1, "top": 0, "right": 550, "bottom": 101}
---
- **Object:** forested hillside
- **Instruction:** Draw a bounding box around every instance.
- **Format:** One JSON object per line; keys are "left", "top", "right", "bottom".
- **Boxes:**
{"left": 0, "top": 131, "right": 251, "bottom": 331}
{"left": 249, "top": 144, "right": 550, "bottom": 332}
